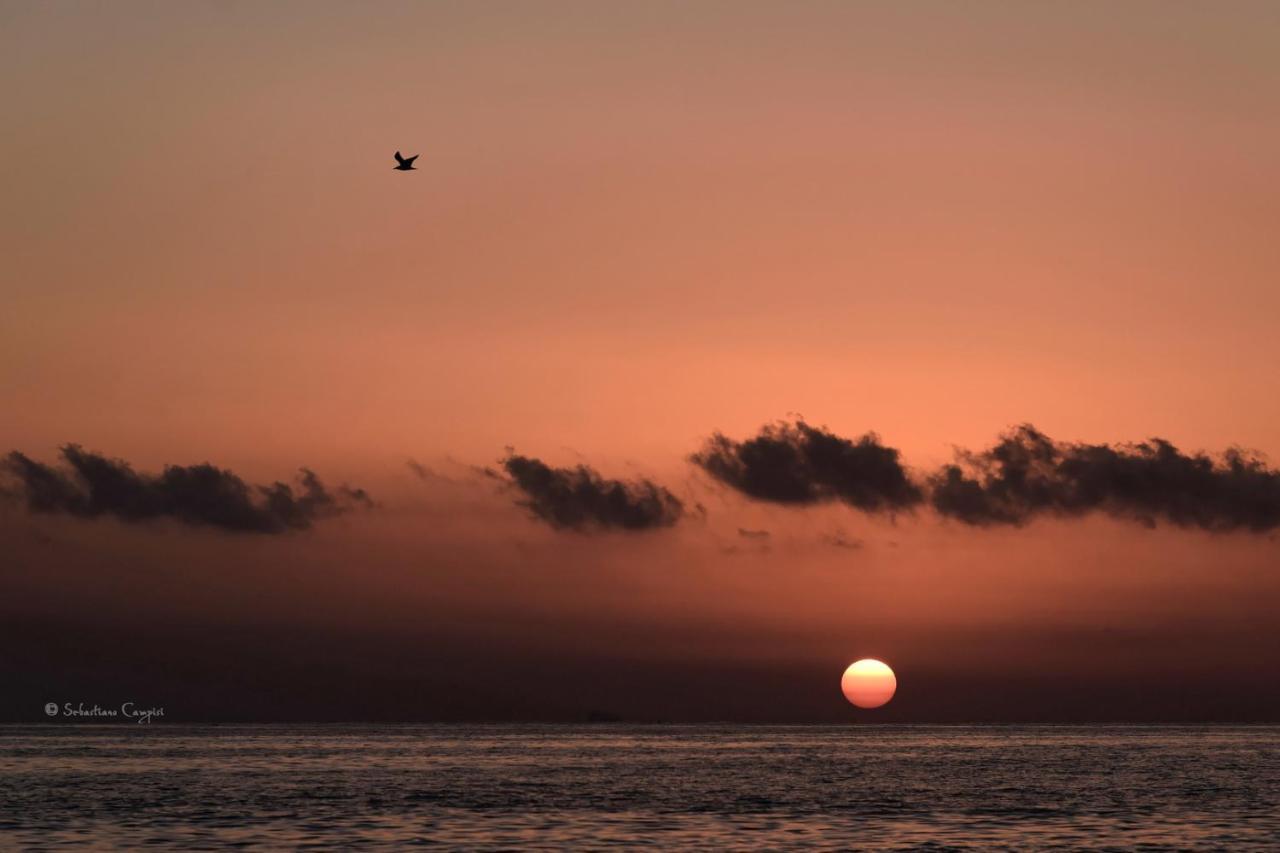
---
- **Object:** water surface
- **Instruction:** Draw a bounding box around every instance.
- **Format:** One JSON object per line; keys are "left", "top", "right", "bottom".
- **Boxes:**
{"left": 2, "top": 724, "right": 1276, "bottom": 848}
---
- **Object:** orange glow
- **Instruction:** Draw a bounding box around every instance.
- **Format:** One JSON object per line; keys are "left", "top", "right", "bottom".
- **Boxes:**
{"left": 3, "top": 3, "right": 1280, "bottom": 725}
{"left": 841, "top": 659, "right": 897, "bottom": 709}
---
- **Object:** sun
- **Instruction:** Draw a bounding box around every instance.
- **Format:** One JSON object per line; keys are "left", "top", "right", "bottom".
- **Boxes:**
{"left": 841, "top": 659, "right": 897, "bottom": 709}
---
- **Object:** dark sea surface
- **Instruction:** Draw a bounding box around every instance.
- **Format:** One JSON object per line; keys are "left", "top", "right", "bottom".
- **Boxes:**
{"left": 1, "top": 724, "right": 1277, "bottom": 849}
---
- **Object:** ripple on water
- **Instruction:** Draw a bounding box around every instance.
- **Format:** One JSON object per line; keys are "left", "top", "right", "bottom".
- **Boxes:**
{"left": 0, "top": 725, "right": 1277, "bottom": 849}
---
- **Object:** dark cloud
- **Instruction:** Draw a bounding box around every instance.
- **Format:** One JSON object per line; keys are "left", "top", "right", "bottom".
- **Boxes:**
{"left": 737, "top": 528, "right": 771, "bottom": 540}
{"left": 930, "top": 425, "right": 1280, "bottom": 532}
{"left": 498, "top": 454, "right": 683, "bottom": 532}
{"left": 691, "top": 420, "right": 923, "bottom": 513}
{"left": 3, "top": 445, "right": 372, "bottom": 534}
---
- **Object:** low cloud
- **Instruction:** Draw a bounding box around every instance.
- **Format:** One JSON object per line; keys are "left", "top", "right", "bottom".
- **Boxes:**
{"left": 689, "top": 419, "right": 1280, "bottom": 535}
{"left": 498, "top": 454, "right": 683, "bottom": 532}
{"left": 931, "top": 425, "right": 1280, "bottom": 532}
{"left": 691, "top": 420, "right": 923, "bottom": 513}
{"left": 3, "top": 445, "right": 372, "bottom": 534}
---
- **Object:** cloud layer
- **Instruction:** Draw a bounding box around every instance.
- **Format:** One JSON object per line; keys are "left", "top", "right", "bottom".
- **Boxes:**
{"left": 3, "top": 445, "right": 371, "bottom": 534}
{"left": 691, "top": 421, "right": 923, "bottom": 513}
{"left": 692, "top": 420, "right": 1280, "bottom": 534}
{"left": 8, "top": 424, "right": 1278, "bottom": 537}
{"left": 931, "top": 425, "right": 1280, "bottom": 532}
{"left": 498, "top": 454, "right": 684, "bottom": 532}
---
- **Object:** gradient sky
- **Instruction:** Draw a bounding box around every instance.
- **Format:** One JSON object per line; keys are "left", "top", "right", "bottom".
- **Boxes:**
{"left": 3, "top": 1, "right": 1279, "bottom": 722}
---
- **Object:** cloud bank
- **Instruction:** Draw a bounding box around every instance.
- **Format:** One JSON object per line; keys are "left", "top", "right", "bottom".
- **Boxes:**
{"left": 690, "top": 421, "right": 923, "bottom": 513}
{"left": 3, "top": 445, "right": 371, "bottom": 534}
{"left": 8, "top": 423, "right": 1278, "bottom": 537}
{"left": 693, "top": 420, "right": 1280, "bottom": 534}
{"left": 931, "top": 425, "right": 1280, "bottom": 532}
{"left": 498, "top": 454, "right": 683, "bottom": 532}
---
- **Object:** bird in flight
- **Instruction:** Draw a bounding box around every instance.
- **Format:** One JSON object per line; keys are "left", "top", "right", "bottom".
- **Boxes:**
{"left": 393, "top": 151, "right": 419, "bottom": 171}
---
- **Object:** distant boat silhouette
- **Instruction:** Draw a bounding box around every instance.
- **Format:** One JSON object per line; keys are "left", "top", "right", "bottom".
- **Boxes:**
{"left": 393, "top": 151, "right": 419, "bottom": 171}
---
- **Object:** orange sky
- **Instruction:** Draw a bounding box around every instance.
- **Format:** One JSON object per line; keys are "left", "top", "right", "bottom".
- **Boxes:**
{"left": 2, "top": 1, "right": 1279, "bottom": 721}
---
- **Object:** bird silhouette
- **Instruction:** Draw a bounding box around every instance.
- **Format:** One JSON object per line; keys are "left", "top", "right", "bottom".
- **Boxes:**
{"left": 393, "top": 151, "right": 419, "bottom": 171}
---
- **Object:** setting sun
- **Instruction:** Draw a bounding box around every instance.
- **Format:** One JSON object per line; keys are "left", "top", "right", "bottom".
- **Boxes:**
{"left": 841, "top": 659, "right": 898, "bottom": 709}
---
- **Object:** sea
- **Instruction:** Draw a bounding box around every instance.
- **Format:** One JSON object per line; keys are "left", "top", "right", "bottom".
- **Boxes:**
{"left": 1, "top": 724, "right": 1277, "bottom": 849}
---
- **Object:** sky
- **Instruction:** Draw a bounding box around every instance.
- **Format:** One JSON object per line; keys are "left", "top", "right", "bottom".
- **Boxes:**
{"left": 3, "top": 1, "right": 1279, "bottom": 722}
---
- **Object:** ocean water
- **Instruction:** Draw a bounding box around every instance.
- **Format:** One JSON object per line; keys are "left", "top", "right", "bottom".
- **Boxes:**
{"left": 1, "top": 724, "right": 1277, "bottom": 849}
